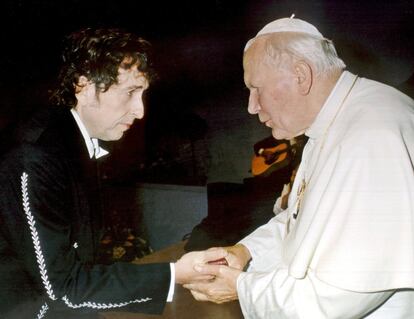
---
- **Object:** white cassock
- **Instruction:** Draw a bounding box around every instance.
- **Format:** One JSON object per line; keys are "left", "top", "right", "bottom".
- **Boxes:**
{"left": 237, "top": 71, "right": 414, "bottom": 319}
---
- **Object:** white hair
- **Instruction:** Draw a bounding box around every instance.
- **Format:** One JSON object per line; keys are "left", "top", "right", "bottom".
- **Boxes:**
{"left": 261, "top": 32, "right": 346, "bottom": 75}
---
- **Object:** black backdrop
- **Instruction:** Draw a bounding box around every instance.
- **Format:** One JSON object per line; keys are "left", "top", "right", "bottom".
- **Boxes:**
{"left": 1, "top": 0, "right": 413, "bottom": 183}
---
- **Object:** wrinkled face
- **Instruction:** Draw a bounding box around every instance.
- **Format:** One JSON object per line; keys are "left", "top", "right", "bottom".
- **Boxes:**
{"left": 75, "top": 64, "right": 149, "bottom": 141}
{"left": 243, "top": 41, "right": 308, "bottom": 140}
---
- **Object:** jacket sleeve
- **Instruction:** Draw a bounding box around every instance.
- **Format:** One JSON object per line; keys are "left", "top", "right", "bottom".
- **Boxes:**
{"left": 1, "top": 146, "right": 170, "bottom": 315}
{"left": 237, "top": 267, "right": 395, "bottom": 319}
{"left": 237, "top": 214, "right": 395, "bottom": 319}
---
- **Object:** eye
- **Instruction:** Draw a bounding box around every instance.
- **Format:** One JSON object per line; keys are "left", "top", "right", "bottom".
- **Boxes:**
{"left": 127, "top": 89, "right": 137, "bottom": 96}
{"left": 126, "top": 86, "right": 145, "bottom": 97}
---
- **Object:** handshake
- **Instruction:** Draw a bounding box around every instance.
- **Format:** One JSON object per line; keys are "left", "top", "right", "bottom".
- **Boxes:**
{"left": 174, "top": 244, "right": 251, "bottom": 304}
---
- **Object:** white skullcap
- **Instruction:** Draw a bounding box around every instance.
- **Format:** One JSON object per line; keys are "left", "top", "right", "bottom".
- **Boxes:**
{"left": 244, "top": 16, "right": 326, "bottom": 51}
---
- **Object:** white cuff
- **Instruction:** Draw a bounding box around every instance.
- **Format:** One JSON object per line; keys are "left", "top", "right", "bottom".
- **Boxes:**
{"left": 167, "top": 263, "right": 175, "bottom": 302}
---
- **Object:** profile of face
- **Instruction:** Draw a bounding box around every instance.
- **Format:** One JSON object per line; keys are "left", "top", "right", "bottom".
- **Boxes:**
{"left": 75, "top": 64, "right": 149, "bottom": 141}
{"left": 243, "top": 39, "right": 313, "bottom": 140}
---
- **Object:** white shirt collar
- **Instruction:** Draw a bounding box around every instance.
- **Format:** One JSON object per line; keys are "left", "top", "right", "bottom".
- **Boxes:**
{"left": 70, "top": 109, "right": 109, "bottom": 159}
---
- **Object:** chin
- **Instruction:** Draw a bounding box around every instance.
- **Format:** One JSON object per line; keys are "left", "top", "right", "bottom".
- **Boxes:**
{"left": 102, "top": 132, "right": 124, "bottom": 141}
{"left": 111, "top": 134, "right": 124, "bottom": 141}
{"left": 272, "top": 130, "right": 289, "bottom": 140}
{"left": 272, "top": 127, "right": 299, "bottom": 140}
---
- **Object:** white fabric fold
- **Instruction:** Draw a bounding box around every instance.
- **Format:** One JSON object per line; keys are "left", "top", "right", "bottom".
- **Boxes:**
{"left": 70, "top": 109, "right": 108, "bottom": 159}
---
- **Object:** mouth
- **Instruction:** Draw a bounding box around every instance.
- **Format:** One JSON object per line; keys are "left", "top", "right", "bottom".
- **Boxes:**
{"left": 264, "top": 120, "right": 273, "bottom": 128}
{"left": 119, "top": 123, "right": 133, "bottom": 130}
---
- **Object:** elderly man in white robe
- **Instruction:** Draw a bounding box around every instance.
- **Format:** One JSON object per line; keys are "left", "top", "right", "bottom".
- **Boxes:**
{"left": 183, "top": 17, "right": 414, "bottom": 318}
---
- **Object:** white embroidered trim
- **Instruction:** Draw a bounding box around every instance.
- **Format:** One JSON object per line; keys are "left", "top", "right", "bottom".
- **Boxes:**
{"left": 21, "top": 172, "right": 152, "bottom": 311}
{"left": 62, "top": 295, "right": 152, "bottom": 309}
{"left": 37, "top": 302, "right": 48, "bottom": 319}
{"left": 21, "top": 172, "right": 57, "bottom": 301}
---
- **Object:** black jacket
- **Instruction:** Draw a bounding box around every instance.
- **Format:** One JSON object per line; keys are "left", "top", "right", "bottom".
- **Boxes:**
{"left": 0, "top": 107, "right": 170, "bottom": 318}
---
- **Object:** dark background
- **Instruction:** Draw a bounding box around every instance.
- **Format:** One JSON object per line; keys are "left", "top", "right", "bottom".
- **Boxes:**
{"left": 1, "top": 0, "right": 413, "bottom": 185}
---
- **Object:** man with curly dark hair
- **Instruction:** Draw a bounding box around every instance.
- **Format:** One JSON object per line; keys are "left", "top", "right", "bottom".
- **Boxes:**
{"left": 0, "top": 28, "right": 226, "bottom": 319}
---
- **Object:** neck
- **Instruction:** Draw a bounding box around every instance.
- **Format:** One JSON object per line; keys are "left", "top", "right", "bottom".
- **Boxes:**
{"left": 309, "top": 69, "right": 343, "bottom": 117}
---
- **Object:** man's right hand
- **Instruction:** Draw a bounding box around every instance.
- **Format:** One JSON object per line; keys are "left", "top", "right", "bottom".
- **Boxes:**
{"left": 174, "top": 248, "right": 228, "bottom": 284}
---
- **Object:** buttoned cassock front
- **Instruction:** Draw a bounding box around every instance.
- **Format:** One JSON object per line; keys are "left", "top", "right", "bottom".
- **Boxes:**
{"left": 237, "top": 71, "right": 414, "bottom": 318}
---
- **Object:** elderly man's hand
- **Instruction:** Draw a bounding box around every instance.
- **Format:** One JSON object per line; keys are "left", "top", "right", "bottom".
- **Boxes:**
{"left": 174, "top": 248, "right": 228, "bottom": 284}
{"left": 220, "top": 244, "right": 251, "bottom": 270}
{"left": 183, "top": 264, "right": 242, "bottom": 304}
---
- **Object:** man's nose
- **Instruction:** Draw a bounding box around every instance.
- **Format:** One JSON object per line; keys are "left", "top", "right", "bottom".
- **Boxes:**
{"left": 247, "top": 92, "right": 260, "bottom": 114}
{"left": 131, "top": 96, "right": 144, "bottom": 119}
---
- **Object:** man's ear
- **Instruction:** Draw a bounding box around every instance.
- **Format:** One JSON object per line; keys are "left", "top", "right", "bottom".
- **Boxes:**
{"left": 293, "top": 61, "right": 313, "bottom": 95}
{"left": 74, "top": 76, "right": 96, "bottom": 109}
{"left": 74, "top": 75, "right": 90, "bottom": 94}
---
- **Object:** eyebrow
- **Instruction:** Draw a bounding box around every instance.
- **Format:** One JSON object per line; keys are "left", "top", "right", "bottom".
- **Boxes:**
{"left": 244, "top": 78, "right": 253, "bottom": 89}
{"left": 125, "top": 85, "right": 140, "bottom": 90}
{"left": 125, "top": 83, "right": 147, "bottom": 90}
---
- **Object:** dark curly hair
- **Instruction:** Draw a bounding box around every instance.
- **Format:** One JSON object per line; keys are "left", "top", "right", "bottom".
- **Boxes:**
{"left": 50, "top": 28, "right": 154, "bottom": 108}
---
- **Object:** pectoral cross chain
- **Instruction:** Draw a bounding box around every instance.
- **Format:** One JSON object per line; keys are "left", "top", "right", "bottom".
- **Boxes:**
{"left": 293, "top": 178, "right": 306, "bottom": 219}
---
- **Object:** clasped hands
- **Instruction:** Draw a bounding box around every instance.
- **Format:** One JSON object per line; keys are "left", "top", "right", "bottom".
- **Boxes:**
{"left": 174, "top": 244, "right": 251, "bottom": 304}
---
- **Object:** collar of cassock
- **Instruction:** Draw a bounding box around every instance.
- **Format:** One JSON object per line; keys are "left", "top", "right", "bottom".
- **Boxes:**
{"left": 70, "top": 108, "right": 109, "bottom": 159}
{"left": 305, "top": 71, "right": 357, "bottom": 140}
